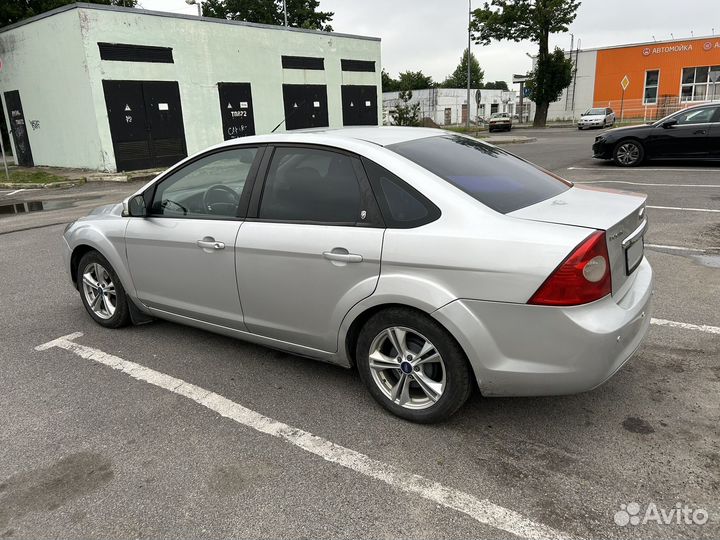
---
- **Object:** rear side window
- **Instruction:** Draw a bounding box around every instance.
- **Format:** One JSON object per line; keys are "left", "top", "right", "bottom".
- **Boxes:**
{"left": 361, "top": 158, "right": 440, "bottom": 228}
{"left": 259, "top": 147, "right": 361, "bottom": 223}
{"left": 387, "top": 135, "right": 570, "bottom": 214}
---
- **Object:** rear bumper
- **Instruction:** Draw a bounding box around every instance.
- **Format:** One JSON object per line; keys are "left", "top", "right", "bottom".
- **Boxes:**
{"left": 433, "top": 257, "right": 654, "bottom": 396}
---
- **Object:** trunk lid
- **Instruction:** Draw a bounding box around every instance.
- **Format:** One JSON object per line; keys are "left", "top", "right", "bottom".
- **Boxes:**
{"left": 509, "top": 185, "right": 647, "bottom": 295}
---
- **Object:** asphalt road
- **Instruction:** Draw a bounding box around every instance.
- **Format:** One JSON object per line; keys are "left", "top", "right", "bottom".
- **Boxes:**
{"left": 1, "top": 129, "right": 718, "bottom": 539}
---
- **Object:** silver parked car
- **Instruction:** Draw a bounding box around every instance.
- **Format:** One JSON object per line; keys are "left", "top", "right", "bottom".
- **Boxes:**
{"left": 578, "top": 107, "right": 616, "bottom": 129}
{"left": 64, "top": 128, "right": 653, "bottom": 422}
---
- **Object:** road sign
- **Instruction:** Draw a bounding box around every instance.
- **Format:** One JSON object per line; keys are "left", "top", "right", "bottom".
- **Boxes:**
{"left": 621, "top": 75, "right": 630, "bottom": 91}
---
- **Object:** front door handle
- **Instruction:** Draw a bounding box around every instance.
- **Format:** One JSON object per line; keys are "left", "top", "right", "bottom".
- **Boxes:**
{"left": 197, "top": 238, "right": 225, "bottom": 250}
{"left": 323, "top": 250, "right": 362, "bottom": 263}
{"left": 694, "top": 129, "right": 707, "bottom": 135}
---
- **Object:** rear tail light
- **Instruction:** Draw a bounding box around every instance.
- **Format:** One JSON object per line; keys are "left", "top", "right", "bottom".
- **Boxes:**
{"left": 529, "top": 231, "right": 611, "bottom": 306}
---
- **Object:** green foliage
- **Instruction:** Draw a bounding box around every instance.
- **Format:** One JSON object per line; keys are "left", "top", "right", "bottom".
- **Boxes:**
{"left": 382, "top": 70, "right": 434, "bottom": 92}
{"left": 390, "top": 90, "right": 421, "bottom": 126}
{"left": 1, "top": 0, "right": 137, "bottom": 27}
{"left": 524, "top": 47, "right": 572, "bottom": 104}
{"left": 481, "top": 80, "right": 509, "bottom": 90}
{"left": 470, "top": 0, "right": 580, "bottom": 126}
{"left": 202, "top": 0, "right": 333, "bottom": 31}
{"left": 440, "top": 48, "right": 484, "bottom": 88}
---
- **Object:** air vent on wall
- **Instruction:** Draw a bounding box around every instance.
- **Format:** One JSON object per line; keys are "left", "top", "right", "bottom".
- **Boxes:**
{"left": 341, "top": 59, "right": 376, "bottom": 72}
{"left": 98, "top": 43, "right": 174, "bottom": 63}
{"left": 281, "top": 56, "right": 324, "bottom": 70}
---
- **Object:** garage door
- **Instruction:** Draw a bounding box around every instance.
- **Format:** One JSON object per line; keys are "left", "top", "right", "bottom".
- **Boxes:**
{"left": 341, "top": 85, "right": 378, "bottom": 126}
{"left": 281, "top": 84, "right": 329, "bottom": 130}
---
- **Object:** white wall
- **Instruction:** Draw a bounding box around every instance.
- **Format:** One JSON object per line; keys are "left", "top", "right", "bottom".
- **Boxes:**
{"left": 545, "top": 49, "right": 597, "bottom": 121}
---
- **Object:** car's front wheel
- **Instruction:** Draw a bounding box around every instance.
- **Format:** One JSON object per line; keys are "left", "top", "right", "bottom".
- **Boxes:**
{"left": 356, "top": 308, "right": 473, "bottom": 423}
{"left": 77, "top": 251, "right": 131, "bottom": 328}
{"left": 613, "top": 140, "right": 644, "bottom": 167}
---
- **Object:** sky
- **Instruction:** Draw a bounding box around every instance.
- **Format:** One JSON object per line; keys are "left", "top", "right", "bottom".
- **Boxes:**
{"left": 139, "top": 0, "right": 719, "bottom": 85}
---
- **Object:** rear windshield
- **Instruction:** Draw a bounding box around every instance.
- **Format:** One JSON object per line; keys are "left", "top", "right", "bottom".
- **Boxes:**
{"left": 387, "top": 135, "right": 571, "bottom": 214}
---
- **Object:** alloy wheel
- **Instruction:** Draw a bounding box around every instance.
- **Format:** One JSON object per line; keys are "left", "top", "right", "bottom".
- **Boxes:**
{"left": 368, "top": 326, "right": 446, "bottom": 410}
{"left": 616, "top": 142, "right": 640, "bottom": 165}
{"left": 81, "top": 262, "right": 117, "bottom": 320}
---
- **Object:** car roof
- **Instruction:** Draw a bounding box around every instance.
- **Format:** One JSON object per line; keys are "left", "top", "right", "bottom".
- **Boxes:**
{"left": 213, "top": 126, "right": 448, "bottom": 149}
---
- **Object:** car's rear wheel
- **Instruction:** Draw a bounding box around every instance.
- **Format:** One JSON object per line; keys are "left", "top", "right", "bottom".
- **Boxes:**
{"left": 613, "top": 140, "right": 644, "bottom": 167}
{"left": 356, "top": 308, "right": 473, "bottom": 423}
{"left": 77, "top": 251, "right": 131, "bottom": 328}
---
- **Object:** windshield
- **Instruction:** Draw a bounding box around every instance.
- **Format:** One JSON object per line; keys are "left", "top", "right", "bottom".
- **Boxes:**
{"left": 387, "top": 135, "right": 571, "bottom": 214}
{"left": 492, "top": 113, "right": 509, "bottom": 118}
{"left": 584, "top": 108, "right": 605, "bottom": 116}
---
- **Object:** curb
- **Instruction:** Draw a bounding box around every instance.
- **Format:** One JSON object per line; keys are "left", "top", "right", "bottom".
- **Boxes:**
{"left": 0, "top": 179, "right": 86, "bottom": 189}
{"left": 486, "top": 136, "right": 537, "bottom": 145}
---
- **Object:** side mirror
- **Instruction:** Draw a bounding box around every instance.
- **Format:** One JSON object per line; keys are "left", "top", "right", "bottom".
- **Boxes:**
{"left": 127, "top": 195, "right": 147, "bottom": 217}
{"left": 662, "top": 119, "right": 678, "bottom": 129}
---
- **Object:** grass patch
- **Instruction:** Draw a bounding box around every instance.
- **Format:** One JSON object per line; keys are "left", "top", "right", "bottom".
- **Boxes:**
{"left": 3, "top": 169, "right": 68, "bottom": 184}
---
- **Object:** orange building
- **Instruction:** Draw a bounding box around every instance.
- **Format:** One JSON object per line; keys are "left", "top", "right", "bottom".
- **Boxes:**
{"left": 545, "top": 36, "right": 720, "bottom": 121}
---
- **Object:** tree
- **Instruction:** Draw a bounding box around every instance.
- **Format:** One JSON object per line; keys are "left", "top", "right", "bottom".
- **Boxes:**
{"left": 471, "top": 0, "right": 580, "bottom": 126}
{"left": 390, "top": 90, "right": 420, "bottom": 126}
{"left": 482, "top": 80, "right": 509, "bottom": 90}
{"left": 524, "top": 47, "right": 572, "bottom": 114}
{"left": 440, "top": 48, "right": 484, "bottom": 88}
{"left": 202, "top": 0, "right": 333, "bottom": 31}
{"left": 382, "top": 69, "right": 400, "bottom": 92}
{"left": 2, "top": 0, "right": 136, "bottom": 27}
{"left": 397, "top": 70, "right": 434, "bottom": 91}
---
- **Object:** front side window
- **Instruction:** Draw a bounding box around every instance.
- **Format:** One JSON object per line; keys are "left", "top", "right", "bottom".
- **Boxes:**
{"left": 643, "top": 70, "right": 659, "bottom": 105}
{"left": 388, "top": 135, "right": 570, "bottom": 214}
{"left": 151, "top": 148, "right": 258, "bottom": 218}
{"left": 259, "top": 147, "right": 361, "bottom": 223}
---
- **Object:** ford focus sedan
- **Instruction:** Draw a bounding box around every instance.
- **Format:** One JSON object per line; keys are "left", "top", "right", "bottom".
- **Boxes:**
{"left": 63, "top": 127, "right": 653, "bottom": 423}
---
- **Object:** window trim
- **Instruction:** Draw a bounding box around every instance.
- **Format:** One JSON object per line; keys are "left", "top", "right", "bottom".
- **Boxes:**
{"left": 246, "top": 143, "right": 384, "bottom": 228}
{"left": 142, "top": 144, "right": 266, "bottom": 221}
{"left": 643, "top": 69, "right": 660, "bottom": 105}
{"left": 360, "top": 156, "right": 441, "bottom": 229}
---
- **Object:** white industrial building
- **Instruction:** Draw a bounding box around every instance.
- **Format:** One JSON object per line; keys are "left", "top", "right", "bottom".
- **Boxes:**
{"left": 0, "top": 3, "right": 381, "bottom": 171}
{"left": 382, "top": 88, "right": 518, "bottom": 126}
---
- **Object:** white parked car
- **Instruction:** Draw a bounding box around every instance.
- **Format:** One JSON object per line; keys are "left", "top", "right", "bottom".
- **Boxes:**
{"left": 488, "top": 112, "right": 512, "bottom": 132}
{"left": 578, "top": 108, "right": 616, "bottom": 130}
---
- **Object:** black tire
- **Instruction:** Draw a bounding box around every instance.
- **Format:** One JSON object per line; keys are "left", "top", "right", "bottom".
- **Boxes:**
{"left": 578, "top": 126, "right": 583, "bottom": 130}
{"left": 356, "top": 307, "right": 473, "bottom": 423}
{"left": 612, "top": 139, "right": 644, "bottom": 167}
{"left": 76, "top": 250, "right": 131, "bottom": 328}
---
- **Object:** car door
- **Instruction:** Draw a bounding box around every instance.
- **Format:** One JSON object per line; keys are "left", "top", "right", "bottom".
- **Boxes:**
{"left": 707, "top": 107, "right": 720, "bottom": 159}
{"left": 235, "top": 145, "right": 384, "bottom": 352}
{"left": 648, "top": 106, "right": 716, "bottom": 158}
{"left": 125, "top": 146, "right": 263, "bottom": 329}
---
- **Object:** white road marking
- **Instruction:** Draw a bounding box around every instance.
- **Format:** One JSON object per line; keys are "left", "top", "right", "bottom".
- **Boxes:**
{"left": 568, "top": 166, "right": 720, "bottom": 173}
{"left": 0, "top": 188, "right": 24, "bottom": 198}
{"left": 573, "top": 180, "right": 720, "bottom": 188}
{"left": 35, "top": 332, "right": 572, "bottom": 540}
{"left": 651, "top": 318, "right": 720, "bottom": 335}
{"left": 647, "top": 205, "right": 720, "bottom": 213}
{"left": 645, "top": 243, "right": 711, "bottom": 253}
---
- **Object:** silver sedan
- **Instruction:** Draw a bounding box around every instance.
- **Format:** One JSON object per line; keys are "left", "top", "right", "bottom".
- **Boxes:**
{"left": 63, "top": 127, "right": 653, "bottom": 422}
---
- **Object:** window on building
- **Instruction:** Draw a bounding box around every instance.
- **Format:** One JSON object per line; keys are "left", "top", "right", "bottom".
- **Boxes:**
{"left": 643, "top": 70, "right": 659, "bottom": 105}
{"left": 681, "top": 66, "right": 720, "bottom": 101}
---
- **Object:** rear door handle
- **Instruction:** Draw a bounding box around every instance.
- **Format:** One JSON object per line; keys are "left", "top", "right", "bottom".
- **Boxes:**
{"left": 323, "top": 250, "right": 362, "bottom": 263}
{"left": 197, "top": 238, "right": 225, "bottom": 250}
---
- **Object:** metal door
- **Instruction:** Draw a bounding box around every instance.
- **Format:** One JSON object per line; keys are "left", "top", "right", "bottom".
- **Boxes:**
{"left": 341, "top": 85, "right": 378, "bottom": 126}
{"left": 218, "top": 83, "right": 256, "bottom": 140}
{"left": 3, "top": 91, "right": 33, "bottom": 166}
{"left": 281, "top": 84, "right": 328, "bottom": 130}
{"left": 103, "top": 80, "right": 187, "bottom": 171}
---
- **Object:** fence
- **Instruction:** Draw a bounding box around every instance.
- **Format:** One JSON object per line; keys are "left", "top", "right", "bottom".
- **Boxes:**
{"left": 593, "top": 95, "right": 720, "bottom": 122}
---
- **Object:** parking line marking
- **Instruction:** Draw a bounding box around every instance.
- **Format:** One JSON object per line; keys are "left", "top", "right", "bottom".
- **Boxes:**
{"left": 651, "top": 318, "right": 720, "bottom": 335}
{"left": 0, "top": 188, "right": 24, "bottom": 198}
{"left": 568, "top": 167, "right": 720, "bottom": 173}
{"left": 647, "top": 205, "right": 720, "bottom": 213}
{"left": 573, "top": 180, "right": 720, "bottom": 188}
{"left": 645, "top": 243, "right": 711, "bottom": 253}
{"left": 35, "top": 332, "right": 572, "bottom": 540}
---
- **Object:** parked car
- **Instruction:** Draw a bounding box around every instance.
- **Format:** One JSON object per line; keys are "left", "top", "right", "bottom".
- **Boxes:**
{"left": 488, "top": 112, "right": 512, "bottom": 132}
{"left": 578, "top": 107, "right": 616, "bottom": 129}
{"left": 64, "top": 128, "right": 653, "bottom": 422}
{"left": 592, "top": 103, "right": 720, "bottom": 166}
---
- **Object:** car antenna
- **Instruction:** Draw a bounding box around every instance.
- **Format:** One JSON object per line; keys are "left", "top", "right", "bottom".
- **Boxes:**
{"left": 271, "top": 100, "right": 306, "bottom": 133}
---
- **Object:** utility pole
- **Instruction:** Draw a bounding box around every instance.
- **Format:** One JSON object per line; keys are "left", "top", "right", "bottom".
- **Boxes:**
{"left": 466, "top": 0, "right": 471, "bottom": 130}
{"left": 283, "top": 0, "right": 288, "bottom": 26}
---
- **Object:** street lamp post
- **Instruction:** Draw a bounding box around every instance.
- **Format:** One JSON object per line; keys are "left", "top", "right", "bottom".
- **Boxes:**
{"left": 466, "top": 0, "right": 471, "bottom": 130}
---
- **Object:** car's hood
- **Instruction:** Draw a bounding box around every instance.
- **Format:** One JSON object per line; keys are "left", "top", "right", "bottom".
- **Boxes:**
{"left": 603, "top": 123, "right": 654, "bottom": 135}
{"left": 579, "top": 115, "right": 605, "bottom": 121}
{"left": 489, "top": 117, "right": 509, "bottom": 122}
{"left": 89, "top": 202, "right": 124, "bottom": 216}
